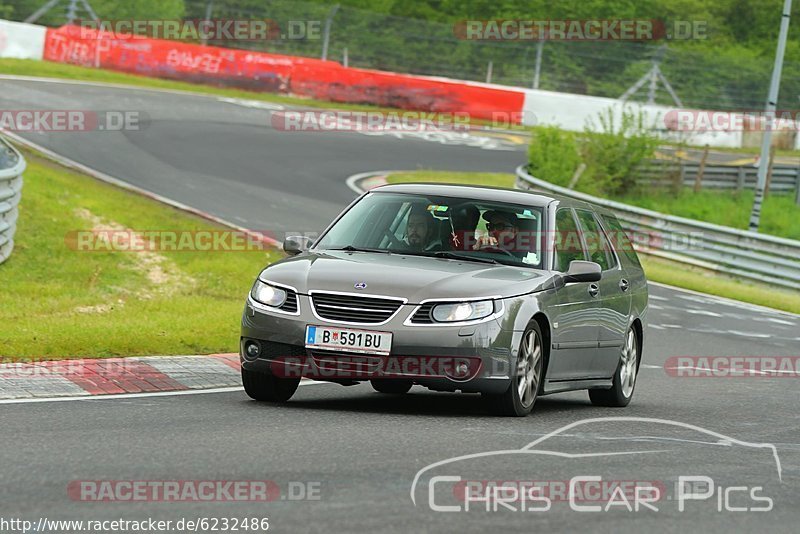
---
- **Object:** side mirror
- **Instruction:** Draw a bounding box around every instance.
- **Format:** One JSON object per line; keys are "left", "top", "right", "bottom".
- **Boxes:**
{"left": 563, "top": 260, "right": 602, "bottom": 284}
{"left": 283, "top": 235, "right": 313, "bottom": 256}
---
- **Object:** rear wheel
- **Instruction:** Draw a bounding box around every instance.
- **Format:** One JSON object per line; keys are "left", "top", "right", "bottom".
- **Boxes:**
{"left": 483, "top": 321, "right": 544, "bottom": 417}
{"left": 589, "top": 326, "right": 639, "bottom": 407}
{"left": 370, "top": 379, "right": 413, "bottom": 394}
{"left": 242, "top": 368, "right": 300, "bottom": 402}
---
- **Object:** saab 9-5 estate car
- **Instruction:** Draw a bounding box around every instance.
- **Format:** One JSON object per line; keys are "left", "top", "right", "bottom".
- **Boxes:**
{"left": 240, "top": 183, "right": 647, "bottom": 416}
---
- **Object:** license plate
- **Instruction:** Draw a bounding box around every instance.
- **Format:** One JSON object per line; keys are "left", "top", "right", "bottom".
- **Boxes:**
{"left": 305, "top": 325, "right": 392, "bottom": 356}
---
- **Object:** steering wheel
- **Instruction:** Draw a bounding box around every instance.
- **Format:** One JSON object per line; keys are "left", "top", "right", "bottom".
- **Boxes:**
{"left": 475, "top": 245, "right": 517, "bottom": 259}
{"left": 383, "top": 230, "right": 406, "bottom": 250}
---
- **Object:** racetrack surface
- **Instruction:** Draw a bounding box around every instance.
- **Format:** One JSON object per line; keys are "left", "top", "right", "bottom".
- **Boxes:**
{"left": 1, "top": 78, "right": 799, "bottom": 532}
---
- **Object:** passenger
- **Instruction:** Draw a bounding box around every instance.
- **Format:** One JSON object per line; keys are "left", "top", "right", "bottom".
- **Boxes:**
{"left": 473, "top": 210, "right": 526, "bottom": 259}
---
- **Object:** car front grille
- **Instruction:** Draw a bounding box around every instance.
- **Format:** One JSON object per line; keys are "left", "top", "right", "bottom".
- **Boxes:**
{"left": 280, "top": 290, "right": 298, "bottom": 313}
{"left": 410, "top": 303, "right": 436, "bottom": 324}
{"left": 310, "top": 292, "right": 403, "bottom": 324}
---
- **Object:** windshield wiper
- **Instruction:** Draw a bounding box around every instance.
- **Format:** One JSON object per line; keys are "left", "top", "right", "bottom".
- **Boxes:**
{"left": 432, "top": 251, "right": 501, "bottom": 265}
{"left": 330, "top": 245, "right": 392, "bottom": 254}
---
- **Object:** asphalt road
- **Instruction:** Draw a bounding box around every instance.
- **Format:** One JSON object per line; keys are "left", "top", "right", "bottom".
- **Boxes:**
{"left": 0, "top": 77, "right": 526, "bottom": 236}
{"left": 1, "top": 78, "right": 799, "bottom": 533}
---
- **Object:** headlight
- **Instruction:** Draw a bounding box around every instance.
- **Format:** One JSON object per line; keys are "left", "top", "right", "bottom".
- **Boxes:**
{"left": 250, "top": 280, "right": 287, "bottom": 307}
{"left": 432, "top": 300, "right": 495, "bottom": 323}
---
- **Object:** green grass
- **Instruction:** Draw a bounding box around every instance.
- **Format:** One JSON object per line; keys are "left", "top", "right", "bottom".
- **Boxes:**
{"left": 0, "top": 151, "right": 283, "bottom": 360}
{"left": 617, "top": 189, "right": 800, "bottom": 241}
{"left": 638, "top": 255, "right": 800, "bottom": 314}
{"left": 386, "top": 170, "right": 800, "bottom": 314}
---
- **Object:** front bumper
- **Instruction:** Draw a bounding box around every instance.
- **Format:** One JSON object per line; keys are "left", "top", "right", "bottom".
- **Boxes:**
{"left": 240, "top": 295, "right": 517, "bottom": 394}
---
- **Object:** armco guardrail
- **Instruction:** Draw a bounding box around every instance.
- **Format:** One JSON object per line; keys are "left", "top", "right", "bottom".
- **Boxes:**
{"left": 0, "top": 137, "right": 25, "bottom": 265}
{"left": 638, "top": 160, "right": 800, "bottom": 197}
{"left": 515, "top": 165, "right": 800, "bottom": 291}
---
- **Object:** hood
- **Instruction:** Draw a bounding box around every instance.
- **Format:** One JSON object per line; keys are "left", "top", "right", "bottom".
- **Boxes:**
{"left": 259, "top": 250, "right": 555, "bottom": 303}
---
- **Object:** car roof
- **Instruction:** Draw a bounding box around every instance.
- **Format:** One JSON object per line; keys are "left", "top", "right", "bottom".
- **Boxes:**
{"left": 370, "top": 182, "right": 600, "bottom": 212}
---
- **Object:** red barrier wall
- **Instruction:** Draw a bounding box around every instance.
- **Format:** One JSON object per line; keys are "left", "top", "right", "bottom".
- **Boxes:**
{"left": 43, "top": 25, "right": 524, "bottom": 122}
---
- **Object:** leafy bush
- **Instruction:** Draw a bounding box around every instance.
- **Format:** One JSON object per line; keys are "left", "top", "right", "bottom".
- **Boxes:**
{"left": 580, "top": 107, "right": 659, "bottom": 196}
{"left": 527, "top": 126, "right": 581, "bottom": 187}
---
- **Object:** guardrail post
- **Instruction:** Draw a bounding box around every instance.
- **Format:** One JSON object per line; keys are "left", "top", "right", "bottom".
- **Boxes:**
{"left": 764, "top": 145, "right": 776, "bottom": 199}
{"left": 693, "top": 144, "right": 709, "bottom": 193}
{"left": 736, "top": 166, "right": 746, "bottom": 191}
{"left": 796, "top": 177, "right": 800, "bottom": 205}
{"left": 796, "top": 164, "right": 800, "bottom": 205}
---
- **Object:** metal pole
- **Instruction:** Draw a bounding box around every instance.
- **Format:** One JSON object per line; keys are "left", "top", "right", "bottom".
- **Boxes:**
{"left": 24, "top": 0, "right": 62, "bottom": 24}
{"left": 533, "top": 39, "right": 543, "bottom": 89}
{"left": 321, "top": 4, "right": 340, "bottom": 61}
{"left": 749, "top": 0, "right": 792, "bottom": 232}
{"left": 66, "top": 0, "right": 79, "bottom": 24}
{"left": 343, "top": 47, "right": 348, "bottom": 68}
{"left": 486, "top": 61, "right": 493, "bottom": 84}
{"left": 79, "top": 0, "right": 98, "bottom": 21}
{"left": 201, "top": 1, "right": 213, "bottom": 46}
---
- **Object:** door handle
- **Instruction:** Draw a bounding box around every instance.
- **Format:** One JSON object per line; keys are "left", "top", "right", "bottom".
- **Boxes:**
{"left": 588, "top": 283, "right": 600, "bottom": 298}
{"left": 619, "top": 278, "right": 630, "bottom": 292}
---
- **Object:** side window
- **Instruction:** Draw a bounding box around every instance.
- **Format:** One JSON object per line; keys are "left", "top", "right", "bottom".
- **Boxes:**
{"left": 602, "top": 214, "right": 641, "bottom": 267}
{"left": 575, "top": 210, "right": 612, "bottom": 271}
{"left": 554, "top": 208, "right": 586, "bottom": 272}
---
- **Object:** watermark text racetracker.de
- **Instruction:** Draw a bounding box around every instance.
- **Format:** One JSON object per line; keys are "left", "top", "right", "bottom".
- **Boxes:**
{"left": 68, "top": 480, "right": 321, "bottom": 502}
{"left": 665, "top": 356, "right": 800, "bottom": 378}
{"left": 77, "top": 18, "right": 322, "bottom": 41}
{"left": 0, "top": 110, "right": 145, "bottom": 132}
{"left": 454, "top": 19, "right": 708, "bottom": 41}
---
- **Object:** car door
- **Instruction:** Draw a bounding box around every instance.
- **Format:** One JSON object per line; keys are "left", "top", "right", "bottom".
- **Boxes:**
{"left": 575, "top": 209, "right": 632, "bottom": 378}
{"left": 547, "top": 207, "right": 601, "bottom": 380}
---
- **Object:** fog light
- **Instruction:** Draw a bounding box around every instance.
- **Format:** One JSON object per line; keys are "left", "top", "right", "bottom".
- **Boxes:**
{"left": 456, "top": 363, "right": 469, "bottom": 377}
{"left": 244, "top": 340, "right": 261, "bottom": 360}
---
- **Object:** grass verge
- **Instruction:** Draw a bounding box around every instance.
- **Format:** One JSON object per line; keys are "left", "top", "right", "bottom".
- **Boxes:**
{"left": 385, "top": 170, "right": 800, "bottom": 315}
{"left": 0, "top": 150, "right": 282, "bottom": 360}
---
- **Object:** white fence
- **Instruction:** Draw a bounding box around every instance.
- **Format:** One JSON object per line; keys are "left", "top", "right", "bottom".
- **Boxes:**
{"left": 0, "top": 19, "right": 46, "bottom": 60}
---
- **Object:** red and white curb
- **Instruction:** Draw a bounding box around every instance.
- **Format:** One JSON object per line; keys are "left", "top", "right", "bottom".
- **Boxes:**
{"left": 0, "top": 354, "right": 242, "bottom": 400}
{"left": 345, "top": 171, "right": 391, "bottom": 194}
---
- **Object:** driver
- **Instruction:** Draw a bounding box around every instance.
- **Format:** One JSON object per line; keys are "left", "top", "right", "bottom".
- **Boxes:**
{"left": 403, "top": 204, "right": 441, "bottom": 251}
{"left": 473, "top": 210, "right": 525, "bottom": 259}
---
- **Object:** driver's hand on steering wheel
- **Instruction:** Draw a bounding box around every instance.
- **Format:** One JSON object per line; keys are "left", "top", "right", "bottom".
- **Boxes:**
{"left": 472, "top": 235, "right": 498, "bottom": 250}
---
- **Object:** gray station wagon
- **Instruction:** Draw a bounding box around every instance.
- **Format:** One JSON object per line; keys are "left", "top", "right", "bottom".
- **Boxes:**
{"left": 240, "top": 183, "right": 647, "bottom": 416}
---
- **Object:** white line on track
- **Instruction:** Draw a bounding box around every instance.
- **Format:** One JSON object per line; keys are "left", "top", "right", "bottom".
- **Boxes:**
{"left": 685, "top": 309, "right": 723, "bottom": 317}
{"left": 0, "top": 381, "right": 331, "bottom": 405}
{"left": 649, "top": 281, "right": 799, "bottom": 318}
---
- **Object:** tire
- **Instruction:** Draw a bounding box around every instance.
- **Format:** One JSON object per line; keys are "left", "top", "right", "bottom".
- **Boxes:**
{"left": 242, "top": 368, "right": 300, "bottom": 402}
{"left": 483, "top": 321, "right": 544, "bottom": 417}
{"left": 370, "top": 379, "right": 413, "bottom": 394}
{"left": 589, "top": 326, "right": 639, "bottom": 407}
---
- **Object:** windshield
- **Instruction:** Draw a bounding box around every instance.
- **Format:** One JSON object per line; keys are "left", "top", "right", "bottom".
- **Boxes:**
{"left": 314, "top": 192, "right": 545, "bottom": 268}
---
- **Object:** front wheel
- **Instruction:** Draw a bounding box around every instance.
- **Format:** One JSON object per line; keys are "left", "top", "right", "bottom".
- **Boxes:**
{"left": 589, "top": 326, "right": 639, "bottom": 407}
{"left": 242, "top": 368, "right": 300, "bottom": 402}
{"left": 483, "top": 321, "right": 544, "bottom": 417}
{"left": 370, "top": 379, "right": 413, "bottom": 394}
